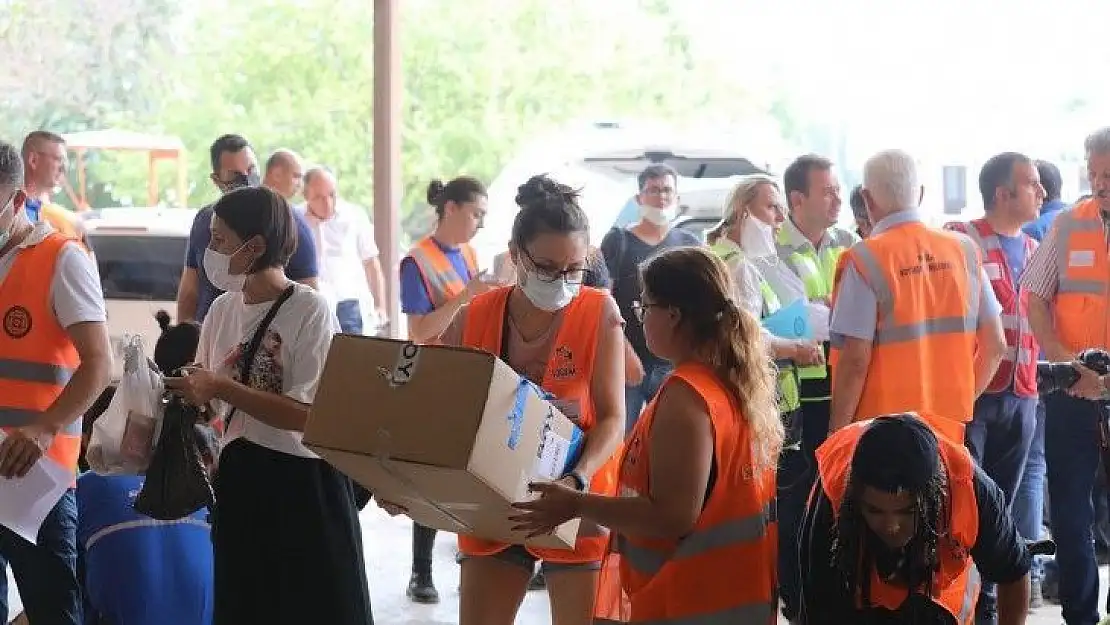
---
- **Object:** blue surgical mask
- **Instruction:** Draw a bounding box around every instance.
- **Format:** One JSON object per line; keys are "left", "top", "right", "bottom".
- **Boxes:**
{"left": 519, "top": 270, "right": 580, "bottom": 312}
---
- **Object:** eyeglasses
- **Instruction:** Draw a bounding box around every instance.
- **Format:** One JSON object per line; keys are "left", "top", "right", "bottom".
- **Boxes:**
{"left": 521, "top": 247, "right": 593, "bottom": 285}
{"left": 630, "top": 301, "right": 662, "bottom": 323}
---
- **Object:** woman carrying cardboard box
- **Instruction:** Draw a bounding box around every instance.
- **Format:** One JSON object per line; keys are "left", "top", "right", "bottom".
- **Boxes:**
{"left": 382, "top": 174, "right": 626, "bottom": 625}
{"left": 512, "top": 246, "right": 784, "bottom": 624}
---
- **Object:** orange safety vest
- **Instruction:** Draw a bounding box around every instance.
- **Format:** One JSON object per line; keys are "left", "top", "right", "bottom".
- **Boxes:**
{"left": 458, "top": 285, "right": 620, "bottom": 563}
{"left": 830, "top": 220, "right": 982, "bottom": 442}
{"left": 1051, "top": 198, "right": 1110, "bottom": 353}
{"left": 593, "top": 363, "right": 778, "bottom": 624}
{"left": 0, "top": 232, "right": 83, "bottom": 479}
{"left": 944, "top": 219, "right": 1038, "bottom": 397}
{"left": 814, "top": 413, "right": 981, "bottom": 623}
{"left": 404, "top": 236, "right": 478, "bottom": 310}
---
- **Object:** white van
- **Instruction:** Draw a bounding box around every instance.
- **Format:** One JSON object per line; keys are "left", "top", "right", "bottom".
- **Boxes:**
{"left": 81, "top": 207, "right": 198, "bottom": 384}
{"left": 472, "top": 121, "right": 775, "bottom": 269}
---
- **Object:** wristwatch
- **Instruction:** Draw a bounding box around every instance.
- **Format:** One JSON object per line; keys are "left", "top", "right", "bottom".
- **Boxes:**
{"left": 565, "top": 471, "right": 590, "bottom": 492}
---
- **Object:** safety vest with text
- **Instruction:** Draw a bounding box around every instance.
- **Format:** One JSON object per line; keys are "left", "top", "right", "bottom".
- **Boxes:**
{"left": 815, "top": 413, "right": 981, "bottom": 624}
{"left": 776, "top": 226, "right": 856, "bottom": 384}
{"left": 459, "top": 285, "right": 621, "bottom": 564}
{"left": 829, "top": 220, "right": 981, "bottom": 439}
{"left": 404, "top": 236, "right": 479, "bottom": 310}
{"left": 593, "top": 362, "right": 777, "bottom": 624}
{"left": 1051, "top": 198, "right": 1110, "bottom": 354}
{"left": 0, "top": 232, "right": 83, "bottom": 481}
{"left": 710, "top": 241, "right": 800, "bottom": 413}
{"left": 944, "top": 219, "right": 1038, "bottom": 397}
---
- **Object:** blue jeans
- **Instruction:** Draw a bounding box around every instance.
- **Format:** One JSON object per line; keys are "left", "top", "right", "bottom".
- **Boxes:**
{"left": 1044, "top": 393, "right": 1106, "bottom": 625}
{"left": 624, "top": 361, "right": 672, "bottom": 433}
{"left": 1012, "top": 400, "right": 1047, "bottom": 583}
{"left": 336, "top": 299, "right": 363, "bottom": 335}
{"left": 966, "top": 392, "right": 1037, "bottom": 624}
{"left": 0, "top": 488, "right": 81, "bottom": 625}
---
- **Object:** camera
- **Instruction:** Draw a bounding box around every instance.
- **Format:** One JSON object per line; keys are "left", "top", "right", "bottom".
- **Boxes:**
{"left": 1037, "top": 348, "right": 1110, "bottom": 395}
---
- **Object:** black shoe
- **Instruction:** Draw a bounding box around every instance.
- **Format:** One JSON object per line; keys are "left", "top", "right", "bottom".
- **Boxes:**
{"left": 407, "top": 570, "right": 440, "bottom": 604}
{"left": 528, "top": 570, "right": 546, "bottom": 590}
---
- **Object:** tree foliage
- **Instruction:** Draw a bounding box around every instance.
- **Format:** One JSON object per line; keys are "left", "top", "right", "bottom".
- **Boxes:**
{"left": 3, "top": 0, "right": 785, "bottom": 239}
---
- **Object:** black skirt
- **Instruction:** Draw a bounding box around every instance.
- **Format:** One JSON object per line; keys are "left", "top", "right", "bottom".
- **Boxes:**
{"left": 211, "top": 438, "right": 374, "bottom": 625}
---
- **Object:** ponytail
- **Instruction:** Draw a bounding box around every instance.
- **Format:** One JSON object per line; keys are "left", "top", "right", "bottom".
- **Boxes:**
{"left": 640, "top": 247, "right": 784, "bottom": 474}
{"left": 712, "top": 301, "right": 783, "bottom": 473}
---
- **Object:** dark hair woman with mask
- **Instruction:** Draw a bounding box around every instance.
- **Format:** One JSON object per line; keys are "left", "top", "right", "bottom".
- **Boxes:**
{"left": 380, "top": 174, "right": 626, "bottom": 625}
{"left": 513, "top": 246, "right": 784, "bottom": 623}
{"left": 164, "top": 186, "right": 372, "bottom": 625}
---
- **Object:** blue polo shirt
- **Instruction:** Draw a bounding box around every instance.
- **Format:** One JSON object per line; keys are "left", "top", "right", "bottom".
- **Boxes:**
{"left": 185, "top": 205, "right": 318, "bottom": 321}
{"left": 77, "top": 473, "right": 213, "bottom": 625}
{"left": 399, "top": 238, "right": 476, "bottom": 315}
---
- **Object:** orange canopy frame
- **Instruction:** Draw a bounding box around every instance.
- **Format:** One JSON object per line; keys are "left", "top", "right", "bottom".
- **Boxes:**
{"left": 61, "top": 130, "right": 189, "bottom": 210}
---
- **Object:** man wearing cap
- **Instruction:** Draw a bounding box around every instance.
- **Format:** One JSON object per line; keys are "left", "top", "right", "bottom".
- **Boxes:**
{"left": 798, "top": 413, "right": 1032, "bottom": 625}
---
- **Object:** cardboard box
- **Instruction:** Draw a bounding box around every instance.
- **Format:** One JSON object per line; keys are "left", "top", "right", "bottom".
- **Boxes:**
{"left": 305, "top": 335, "right": 582, "bottom": 550}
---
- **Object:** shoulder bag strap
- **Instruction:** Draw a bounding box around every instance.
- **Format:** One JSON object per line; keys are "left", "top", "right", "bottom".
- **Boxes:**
{"left": 224, "top": 284, "right": 297, "bottom": 428}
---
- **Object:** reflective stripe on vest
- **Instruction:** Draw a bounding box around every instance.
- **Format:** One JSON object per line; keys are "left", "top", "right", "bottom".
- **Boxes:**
{"left": 946, "top": 219, "right": 1038, "bottom": 396}
{"left": 596, "top": 363, "right": 777, "bottom": 623}
{"left": 844, "top": 238, "right": 980, "bottom": 345}
{"left": 1051, "top": 200, "right": 1110, "bottom": 354}
{"left": 614, "top": 502, "right": 774, "bottom": 578}
{"left": 710, "top": 242, "right": 798, "bottom": 412}
{"left": 0, "top": 231, "right": 85, "bottom": 473}
{"left": 0, "top": 360, "right": 79, "bottom": 428}
{"left": 816, "top": 414, "right": 981, "bottom": 623}
{"left": 406, "top": 237, "right": 477, "bottom": 309}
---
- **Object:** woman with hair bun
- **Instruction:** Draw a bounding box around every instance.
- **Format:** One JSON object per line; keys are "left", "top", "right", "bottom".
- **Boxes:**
{"left": 382, "top": 174, "right": 626, "bottom": 625}
{"left": 515, "top": 246, "right": 784, "bottom": 624}
{"left": 397, "top": 175, "right": 498, "bottom": 603}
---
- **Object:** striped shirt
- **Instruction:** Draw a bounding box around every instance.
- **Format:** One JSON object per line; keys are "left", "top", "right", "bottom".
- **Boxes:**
{"left": 1019, "top": 206, "right": 1110, "bottom": 300}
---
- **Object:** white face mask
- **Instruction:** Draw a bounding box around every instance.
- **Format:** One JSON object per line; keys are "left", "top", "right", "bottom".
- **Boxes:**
{"left": 519, "top": 270, "right": 580, "bottom": 312}
{"left": 203, "top": 246, "right": 247, "bottom": 292}
{"left": 639, "top": 203, "right": 676, "bottom": 227}
{"left": 739, "top": 215, "right": 777, "bottom": 259}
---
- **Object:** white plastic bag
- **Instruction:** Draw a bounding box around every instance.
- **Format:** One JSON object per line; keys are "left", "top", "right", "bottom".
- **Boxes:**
{"left": 87, "top": 335, "right": 164, "bottom": 475}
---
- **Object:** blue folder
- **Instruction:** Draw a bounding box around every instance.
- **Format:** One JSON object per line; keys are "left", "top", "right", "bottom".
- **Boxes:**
{"left": 762, "top": 298, "right": 812, "bottom": 340}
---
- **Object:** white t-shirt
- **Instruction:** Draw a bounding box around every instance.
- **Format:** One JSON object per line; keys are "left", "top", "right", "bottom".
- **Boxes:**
{"left": 299, "top": 202, "right": 378, "bottom": 304}
{"left": 0, "top": 222, "right": 107, "bottom": 328}
{"left": 198, "top": 283, "right": 339, "bottom": 459}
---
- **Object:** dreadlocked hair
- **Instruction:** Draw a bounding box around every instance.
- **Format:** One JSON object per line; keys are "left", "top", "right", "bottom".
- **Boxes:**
{"left": 830, "top": 469, "right": 948, "bottom": 605}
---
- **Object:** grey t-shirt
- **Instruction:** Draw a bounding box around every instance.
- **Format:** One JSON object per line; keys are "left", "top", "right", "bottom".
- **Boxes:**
{"left": 600, "top": 226, "right": 701, "bottom": 367}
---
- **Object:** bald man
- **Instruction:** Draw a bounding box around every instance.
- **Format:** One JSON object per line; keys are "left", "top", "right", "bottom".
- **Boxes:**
{"left": 263, "top": 149, "right": 304, "bottom": 200}
{"left": 300, "top": 167, "right": 387, "bottom": 334}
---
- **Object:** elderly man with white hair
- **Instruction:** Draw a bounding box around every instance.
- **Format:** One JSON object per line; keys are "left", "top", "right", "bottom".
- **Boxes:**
{"left": 826, "top": 149, "right": 1006, "bottom": 444}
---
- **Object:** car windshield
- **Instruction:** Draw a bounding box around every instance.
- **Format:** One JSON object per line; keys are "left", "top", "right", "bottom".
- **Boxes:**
{"left": 89, "top": 234, "right": 186, "bottom": 301}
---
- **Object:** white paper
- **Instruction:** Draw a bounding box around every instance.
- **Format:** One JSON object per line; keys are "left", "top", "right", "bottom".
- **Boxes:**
{"left": 533, "top": 430, "right": 571, "bottom": 481}
{"left": 0, "top": 432, "right": 74, "bottom": 545}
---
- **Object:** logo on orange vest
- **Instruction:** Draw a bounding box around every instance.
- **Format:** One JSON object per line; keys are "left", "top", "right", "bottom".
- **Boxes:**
{"left": 2, "top": 306, "right": 31, "bottom": 339}
{"left": 550, "top": 345, "right": 576, "bottom": 380}
{"left": 899, "top": 251, "right": 952, "bottom": 277}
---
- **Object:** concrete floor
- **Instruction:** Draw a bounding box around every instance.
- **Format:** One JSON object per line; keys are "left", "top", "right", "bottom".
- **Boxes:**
{"left": 3, "top": 508, "right": 1098, "bottom": 624}
{"left": 359, "top": 508, "right": 1093, "bottom": 625}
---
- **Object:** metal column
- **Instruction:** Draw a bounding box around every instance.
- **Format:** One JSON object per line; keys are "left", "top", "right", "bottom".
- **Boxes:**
{"left": 373, "top": 0, "right": 402, "bottom": 338}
